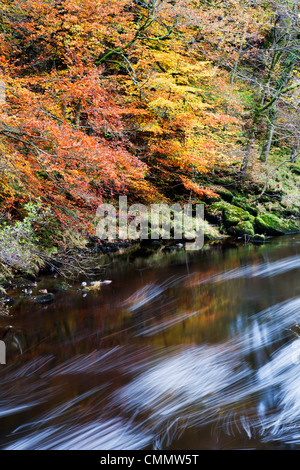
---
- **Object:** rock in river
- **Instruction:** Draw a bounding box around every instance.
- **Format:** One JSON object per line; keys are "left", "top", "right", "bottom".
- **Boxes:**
{"left": 33, "top": 293, "right": 55, "bottom": 304}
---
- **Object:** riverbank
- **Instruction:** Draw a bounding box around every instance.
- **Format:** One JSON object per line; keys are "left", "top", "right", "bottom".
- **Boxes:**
{"left": 1, "top": 206, "right": 299, "bottom": 297}
{"left": 0, "top": 164, "right": 299, "bottom": 298}
{"left": 1, "top": 222, "right": 299, "bottom": 311}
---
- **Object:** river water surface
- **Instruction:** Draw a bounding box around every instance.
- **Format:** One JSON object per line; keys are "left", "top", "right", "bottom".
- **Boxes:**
{"left": 1, "top": 235, "right": 300, "bottom": 450}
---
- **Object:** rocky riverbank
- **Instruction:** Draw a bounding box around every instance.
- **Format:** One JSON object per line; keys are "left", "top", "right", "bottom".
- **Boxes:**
{"left": 1, "top": 171, "right": 299, "bottom": 301}
{"left": 200, "top": 169, "right": 300, "bottom": 242}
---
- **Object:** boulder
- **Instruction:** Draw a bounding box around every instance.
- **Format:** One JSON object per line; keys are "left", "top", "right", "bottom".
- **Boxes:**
{"left": 223, "top": 205, "right": 254, "bottom": 228}
{"left": 214, "top": 186, "right": 234, "bottom": 202}
{"left": 255, "top": 213, "right": 299, "bottom": 236}
{"left": 251, "top": 234, "right": 266, "bottom": 243}
{"left": 34, "top": 293, "right": 55, "bottom": 303}
{"left": 228, "top": 220, "right": 255, "bottom": 237}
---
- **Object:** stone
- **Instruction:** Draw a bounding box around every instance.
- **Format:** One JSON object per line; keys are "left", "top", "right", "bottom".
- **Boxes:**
{"left": 34, "top": 293, "right": 55, "bottom": 303}
{"left": 255, "top": 213, "right": 299, "bottom": 236}
{"left": 251, "top": 234, "right": 266, "bottom": 243}
{"left": 223, "top": 205, "right": 254, "bottom": 228}
{"left": 228, "top": 220, "right": 255, "bottom": 237}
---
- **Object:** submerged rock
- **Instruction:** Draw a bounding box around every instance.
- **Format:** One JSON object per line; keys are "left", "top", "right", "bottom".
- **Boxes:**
{"left": 251, "top": 234, "right": 266, "bottom": 243}
{"left": 33, "top": 293, "right": 55, "bottom": 303}
{"left": 82, "top": 280, "right": 112, "bottom": 292}
{"left": 54, "top": 282, "right": 70, "bottom": 291}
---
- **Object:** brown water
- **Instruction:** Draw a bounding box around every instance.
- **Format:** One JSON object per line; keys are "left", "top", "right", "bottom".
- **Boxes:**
{"left": 0, "top": 235, "right": 300, "bottom": 450}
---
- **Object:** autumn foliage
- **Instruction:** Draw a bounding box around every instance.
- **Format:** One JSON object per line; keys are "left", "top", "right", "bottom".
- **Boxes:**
{"left": 0, "top": 0, "right": 272, "bottom": 232}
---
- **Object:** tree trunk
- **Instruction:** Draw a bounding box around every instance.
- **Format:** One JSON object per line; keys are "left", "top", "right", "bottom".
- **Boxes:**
{"left": 261, "top": 103, "right": 277, "bottom": 162}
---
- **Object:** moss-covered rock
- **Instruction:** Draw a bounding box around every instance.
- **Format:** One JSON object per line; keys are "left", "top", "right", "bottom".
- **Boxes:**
{"left": 254, "top": 213, "right": 299, "bottom": 235}
{"left": 231, "top": 196, "right": 258, "bottom": 216}
{"left": 251, "top": 234, "right": 266, "bottom": 243}
{"left": 205, "top": 201, "right": 230, "bottom": 224}
{"left": 227, "top": 221, "right": 255, "bottom": 237}
{"left": 205, "top": 201, "right": 254, "bottom": 231}
{"left": 33, "top": 293, "right": 55, "bottom": 303}
{"left": 204, "top": 179, "right": 299, "bottom": 240}
{"left": 235, "top": 220, "right": 255, "bottom": 236}
{"left": 213, "top": 186, "right": 234, "bottom": 202}
{"left": 223, "top": 205, "right": 254, "bottom": 228}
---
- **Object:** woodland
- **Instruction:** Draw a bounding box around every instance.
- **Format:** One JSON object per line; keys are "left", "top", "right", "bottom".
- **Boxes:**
{"left": 0, "top": 0, "right": 300, "bottom": 280}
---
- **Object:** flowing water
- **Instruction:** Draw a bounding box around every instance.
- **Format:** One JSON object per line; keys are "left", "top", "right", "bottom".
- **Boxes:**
{"left": 0, "top": 235, "right": 300, "bottom": 450}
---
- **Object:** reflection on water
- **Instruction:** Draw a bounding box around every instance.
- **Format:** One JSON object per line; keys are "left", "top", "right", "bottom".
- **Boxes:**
{"left": 0, "top": 235, "right": 300, "bottom": 449}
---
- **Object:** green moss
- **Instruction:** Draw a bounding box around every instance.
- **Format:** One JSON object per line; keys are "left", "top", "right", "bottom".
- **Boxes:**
{"left": 251, "top": 234, "right": 266, "bottom": 243}
{"left": 223, "top": 205, "right": 254, "bottom": 227}
{"left": 212, "top": 186, "right": 234, "bottom": 202}
{"left": 255, "top": 213, "right": 299, "bottom": 235}
{"left": 205, "top": 201, "right": 230, "bottom": 223}
{"left": 202, "top": 163, "right": 300, "bottom": 240}
{"left": 231, "top": 196, "right": 258, "bottom": 216}
{"left": 227, "top": 221, "right": 255, "bottom": 237}
{"left": 205, "top": 201, "right": 254, "bottom": 230}
{"left": 236, "top": 220, "right": 255, "bottom": 236}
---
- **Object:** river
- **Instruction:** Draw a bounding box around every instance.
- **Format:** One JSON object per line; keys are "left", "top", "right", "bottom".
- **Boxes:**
{"left": 0, "top": 234, "right": 300, "bottom": 450}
